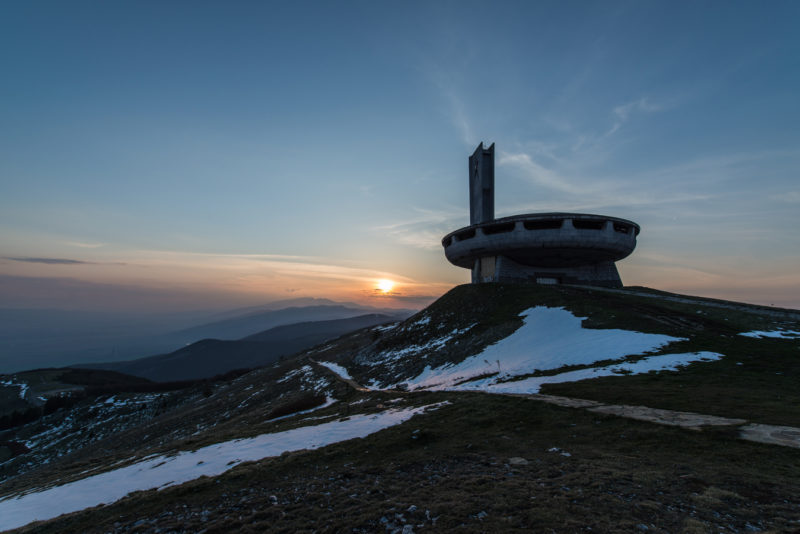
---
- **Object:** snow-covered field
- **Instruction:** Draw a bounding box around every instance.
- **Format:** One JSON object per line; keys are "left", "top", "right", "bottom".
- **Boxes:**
{"left": 382, "top": 307, "right": 686, "bottom": 390}
{"left": 445, "top": 352, "right": 723, "bottom": 394}
{"left": 739, "top": 329, "right": 800, "bottom": 339}
{"left": 0, "top": 403, "right": 447, "bottom": 532}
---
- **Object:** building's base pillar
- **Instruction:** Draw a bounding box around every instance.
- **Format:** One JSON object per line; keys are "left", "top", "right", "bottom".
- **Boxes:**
{"left": 472, "top": 255, "right": 623, "bottom": 288}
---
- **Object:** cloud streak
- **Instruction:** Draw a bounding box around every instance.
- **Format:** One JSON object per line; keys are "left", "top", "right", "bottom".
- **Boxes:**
{"left": 64, "top": 241, "right": 105, "bottom": 249}
{"left": 607, "top": 96, "right": 666, "bottom": 136}
{"left": 5, "top": 257, "right": 91, "bottom": 265}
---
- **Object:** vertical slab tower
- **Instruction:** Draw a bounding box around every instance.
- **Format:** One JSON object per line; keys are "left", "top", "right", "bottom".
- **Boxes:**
{"left": 469, "top": 142, "right": 495, "bottom": 225}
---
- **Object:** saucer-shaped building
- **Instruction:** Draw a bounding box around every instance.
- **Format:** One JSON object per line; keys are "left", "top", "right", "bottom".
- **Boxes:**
{"left": 442, "top": 143, "right": 639, "bottom": 288}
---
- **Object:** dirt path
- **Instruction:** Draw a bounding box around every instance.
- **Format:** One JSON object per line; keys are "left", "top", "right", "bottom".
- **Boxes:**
{"left": 314, "top": 361, "right": 800, "bottom": 449}
{"left": 521, "top": 393, "right": 800, "bottom": 449}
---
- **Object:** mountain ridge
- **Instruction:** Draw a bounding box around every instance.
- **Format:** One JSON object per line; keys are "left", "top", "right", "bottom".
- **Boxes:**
{"left": 73, "top": 313, "right": 403, "bottom": 382}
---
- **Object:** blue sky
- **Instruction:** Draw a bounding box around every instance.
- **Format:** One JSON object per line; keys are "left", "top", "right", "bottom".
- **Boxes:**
{"left": 1, "top": 1, "right": 798, "bottom": 310}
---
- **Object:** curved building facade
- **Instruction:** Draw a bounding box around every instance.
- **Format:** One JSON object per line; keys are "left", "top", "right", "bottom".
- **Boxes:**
{"left": 442, "top": 143, "right": 639, "bottom": 288}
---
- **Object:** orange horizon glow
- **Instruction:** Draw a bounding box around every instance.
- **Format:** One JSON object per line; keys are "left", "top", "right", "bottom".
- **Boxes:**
{"left": 376, "top": 279, "right": 395, "bottom": 294}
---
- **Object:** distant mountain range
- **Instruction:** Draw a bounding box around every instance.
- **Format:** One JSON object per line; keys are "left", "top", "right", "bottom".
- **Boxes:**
{"left": 170, "top": 304, "right": 412, "bottom": 343}
{"left": 0, "top": 300, "right": 416, "bottom": 373}
{"left": 76, "top": 313, "right": 402, "bottom": 381}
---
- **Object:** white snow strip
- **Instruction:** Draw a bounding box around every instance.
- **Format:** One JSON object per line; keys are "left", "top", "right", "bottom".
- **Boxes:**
{"left": 407, "top": 315, "right": 430, "bottom": 328}
{"left": 443, "top": 352, "right": 723, "bottom": 394}
{"left": 317, "top": 361, "right": 353, "bottom": 380}
{"left": 277, "top": 365, "right": 313, "bottom": 383}
{"left": 396, "top": 307, "right": 683, "bottom": 390}
{"left": 739, "top": 329, "right": 800, "bottom": 339}
{"left": 0, "top": 403, "right": 447, "bottom": 531}
{"left": 266, "top": 396, "right": 337, "bottom": 422}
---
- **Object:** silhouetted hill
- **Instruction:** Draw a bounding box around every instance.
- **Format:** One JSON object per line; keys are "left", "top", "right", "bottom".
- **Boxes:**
{"left": 0, "top": 302, "right": 416, "bottom": 373}
{"left": 80, "top": 314, "right": 400, "bottom": 381}
{"left": 170, "top": 305, "right": 412, "bottom": 342}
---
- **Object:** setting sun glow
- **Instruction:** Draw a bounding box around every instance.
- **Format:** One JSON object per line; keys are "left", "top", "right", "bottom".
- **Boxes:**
{"left": 376, "top": 279, "right": 394, "bottom": 293}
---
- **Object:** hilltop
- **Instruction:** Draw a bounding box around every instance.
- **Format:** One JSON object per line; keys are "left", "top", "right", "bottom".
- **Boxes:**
{"left": 0, "top": 284, "right": 798, "bottom": 533}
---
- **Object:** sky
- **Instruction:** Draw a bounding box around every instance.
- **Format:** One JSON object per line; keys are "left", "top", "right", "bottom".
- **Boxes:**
{"left": 1, "top": 0, "right": 799, "bottom": 312}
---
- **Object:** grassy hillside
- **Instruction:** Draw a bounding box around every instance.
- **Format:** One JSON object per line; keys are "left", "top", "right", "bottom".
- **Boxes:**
{"left": 314, "top": 284, "right": 800, "bottom": 425}
{"left": 12, "top": 392, "right": 800, "bottom": 533}
{"left": 1, "top": 283, "right": 798, "bottom": 533}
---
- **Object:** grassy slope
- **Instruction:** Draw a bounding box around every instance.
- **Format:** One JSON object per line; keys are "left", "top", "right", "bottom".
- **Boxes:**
{"left": 21, "top": 393, "right": 800, "bottom": 534}
{"left": 4, "top": 283, "right": 800, "bottom": 532}
{"left": 323, "top": 283, "right": 800, "bottom": 426}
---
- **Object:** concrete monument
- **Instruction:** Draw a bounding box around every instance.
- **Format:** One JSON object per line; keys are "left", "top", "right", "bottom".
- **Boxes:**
{"left": 442, "top": 143, "right": 639, "bottom": 288}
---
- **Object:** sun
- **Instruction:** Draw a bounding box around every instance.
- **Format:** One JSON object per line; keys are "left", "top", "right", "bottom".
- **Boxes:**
{"left": 376, "top": 279, "right": 394, "bottom": 294}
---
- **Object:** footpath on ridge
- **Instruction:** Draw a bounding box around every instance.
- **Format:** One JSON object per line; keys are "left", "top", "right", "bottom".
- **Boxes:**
{"left": 515, "top": 393, "right": 800, "bottom": 449}
{"left": 314, "top": 361, "right": 800, "bottom": 450}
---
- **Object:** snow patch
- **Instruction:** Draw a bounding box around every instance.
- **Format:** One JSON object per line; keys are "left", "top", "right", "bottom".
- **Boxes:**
{"left": 368, "top": 324, "right": 476, "bottom": 369}
{"left": 266, "top": 396, "right": 337, "bottom": 422}
{"left": 407, "top": 315, "right": 431, "bottom": 328}
{"left": 446, "top": 352, "right": 723, "bottom": 394}
{"left": 393, "top": 307, "right": 684, "bottom": 390}
{"left": 0, "top": 403, "right": 449, "bottom": 531}
{"left": 738, "top": 329, "right": 800, "bottom": 339}
{"left": 318, "top": 361, "right": 353, "bottom": 380}
{"left": 277, "top": 365, "right": 312, "bottom": 383}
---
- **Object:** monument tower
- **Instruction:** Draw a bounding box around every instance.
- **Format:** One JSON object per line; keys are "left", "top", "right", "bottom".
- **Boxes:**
{"left": 442, "top": 143, "right": 640, "bottom": 288}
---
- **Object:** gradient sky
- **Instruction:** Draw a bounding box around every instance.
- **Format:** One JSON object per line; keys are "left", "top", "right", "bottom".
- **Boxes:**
{"left": 1, "top": 0, "right": 799, "bottom": 311}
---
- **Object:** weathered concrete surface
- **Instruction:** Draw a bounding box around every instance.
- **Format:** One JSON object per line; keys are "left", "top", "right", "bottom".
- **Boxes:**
{"left": 739, "top": 423, "right": 800, "bottom": 449}
{"left": 587, "top": 404, "right": 747, "bottom": 430}
{"left": 444, "top": 214, "right": 639, "bottom": 269}
{"left": 469, "top": 142, "right": 494, "bottom": 225}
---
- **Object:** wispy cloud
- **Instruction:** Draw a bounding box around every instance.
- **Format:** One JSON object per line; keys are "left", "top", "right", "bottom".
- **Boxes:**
{"left": 773, "top": 191, "right": 800, "bottom": 204}
{"left": 425, "top": 51, "right": 477, "bottom": 148}
{"left": 129, "top": 249, "right": 421, "bottom": 290}
{"left": 607, "top": 96, "right": 666, "bottom": 136}
{"left": 64, "top": 241, "right": 105, "bottom": 249}
{"left": 5, "top": 257, "right": 90, "bottom": 265}
{"left": 374, "top": 207, "right": 465, "bottom": 250}
{"left": 438, "top": 84, "right": 475, "bottom": 147}
{"left": 497, "top": 151, "right": 589, "bottom": 196}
